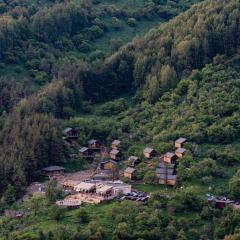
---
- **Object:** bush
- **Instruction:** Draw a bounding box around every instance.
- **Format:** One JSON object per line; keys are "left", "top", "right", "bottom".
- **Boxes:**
{"left": 48, "top": 205, "right": 65, "bottom": 221}
{"left": 76, "top": 209, "right": 90, "bottom": 224}
{"left": 229, "top": 170, "right": 240, "bottom": 200}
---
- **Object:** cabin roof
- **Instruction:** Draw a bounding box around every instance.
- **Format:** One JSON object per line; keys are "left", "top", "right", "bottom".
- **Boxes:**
{"left": 74, "top": 182, "right": 96, "bottom": 191}
{"left": 175, "top": 137, "right": 187, "bottom": 144}
{"left": 156, "top": 168, "right": 174, "bottom": 174}
{"left": 110, "top": 149, "right": 120, "bottom": 155}
{"left": 62, "top": 180, "right": 81, "bottom": 187}
{"left": 42, "top": 166, "right": 65, "bottom": 172}
{"left": 79, "top": 147, "right": 89, "bottom": 153}
{"left": 144, "top": 147, "right": 154, "bottom": 153}
{"left": 158, "top": 162, "right": 175, "bottom": 169}
{"left": 96, "top": 185, "right": 112, "bottom": 194}
{"left": 88, "top": 139, "right": 98, "bottom": 144}
{"left": 124, "top": 167, "right": 136, "bottom": 174}
{"left": 128, "top": 156, "right": 139, "bottom": 161}
{"left": 100, "top": 160, "right": 117, "bottom": 165}
{"left": 112, "top": 140, "right": 121, "bottom": 145}
{"left": 164, "top": 152, "right": 176, "bottom": 159}
{"left": 63, "top": 127, "right": 73, "bottom": 133}
{"left": 158, "top": 173, "right": 177, "bottom": 180}
{"left": 176, "top": 147, "right": 186, "bottom": 154}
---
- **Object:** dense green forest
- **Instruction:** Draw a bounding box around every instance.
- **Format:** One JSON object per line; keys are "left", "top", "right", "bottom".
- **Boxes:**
{"left": 0, "top": 0, "right": 200, "bottom": 113}
{"left": 1, "top": 0, "right": 240, "bottom": 239}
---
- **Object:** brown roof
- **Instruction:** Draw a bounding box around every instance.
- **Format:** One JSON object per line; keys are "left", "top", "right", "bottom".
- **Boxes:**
{"left": 175, "top": 138, "right": 187, "bottom": 144}
{"left": 175, "top": 148, "right": 186, "bottom": 154}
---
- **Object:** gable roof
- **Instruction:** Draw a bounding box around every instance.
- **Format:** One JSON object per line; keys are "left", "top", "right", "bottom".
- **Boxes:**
{"left": 128, "top": 156, "right": 139, "bottom": 161}
{"left": 88, "top": 139, "right": 98, "bottom": 144}
{"left": 158, "top": 162, "right": 175, "bottom": 169}
{"left": 110, "top": 149, "right": 120, "bottom": 155}
{"left": 156, "top": 168, "right": 174, "bottom": 175}
{"left": 175, "top": 147, "right": 186, "bottom": 154}
{"left": 164, "top": 152, "right": 176, "bottom": 159}
{"left": 124, "top": 167, "right": 136, "bottom": 174}
{"left": 79, "top": 147, "right": 89, "bottom": 153}
{"left": 42, "top": 166, "right": 65, "bottom": 172}
{"left": 100, "top": 160, "right": 117, "bottom": 165}
{"left": 175, "top": 137, "right": 187, "bottom": 144}
{"left": 63, "top": 127, "right": 72, "bottom": 133}
{"left": 74, "top": 182, "right": 96, "bottom": 191}
{"left": 112, "top": 140, "right": 121, "bottom": 145}
{"left": 144, "top": 147, "right": 154, "bottom": 153}
{"left": 158, "top": 173, "right": 177, "bottom": 180}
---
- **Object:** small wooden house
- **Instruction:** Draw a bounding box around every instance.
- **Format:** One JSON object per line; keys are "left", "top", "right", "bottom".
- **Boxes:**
{"left": 88, "top": 139, "right": 101, "bottom": 149}
{"left": 62, "top": 180, "right": 81, "bottom": 191}
{"left": 143, "top": 147, "right": 156, "bottom": 159}
{"left": 99, "top": 160, "right": 117, "bottom": 171}
{"left": 124, "top": 167, "right": 136, "bottom": 180}
{"left": 79, "top": 147, "right": 93, "bottom": 158}
{"left": 156, "top": 167, "right": 175, "bottom": 178}
{"left": 42, "top": 166, "right": 65, "bottom": 177}
{"left": 110, "top": 149, "right": 122, "bottom": 161}
{"left": 128, "top": 156, "right": 141, "bottom": 167}
{"left": 175, "top": 147, "right": 186, "bottom": 158}
{"left": 62, "top": 127, "right": 78, "bottom": 139}
{"left": 111, "top": 140, "right": 121, "bottom": 149}
{"left": 175, "top": 138, "right": 187, "bottom": 148}
{"left": 164, "top": 152, "right": 178, "bottom": 164}
{"left": 207, "top": 195, "right": 234, "bottom": 209}
{"left": 158, "top": 174, "right": 177, "bottom": 186}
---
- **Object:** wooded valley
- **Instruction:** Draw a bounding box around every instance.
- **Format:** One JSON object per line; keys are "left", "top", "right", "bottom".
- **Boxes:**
{"left": 1, "top": 0, "right": 240, "bottom": 239}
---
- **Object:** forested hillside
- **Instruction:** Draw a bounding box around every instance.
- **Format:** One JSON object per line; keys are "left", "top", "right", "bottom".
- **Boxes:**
{"left": 1, "top": 0, "right": 240, "bottom": 239}
{"left": 0, "top": 0, "right": 200, "bottom": 114}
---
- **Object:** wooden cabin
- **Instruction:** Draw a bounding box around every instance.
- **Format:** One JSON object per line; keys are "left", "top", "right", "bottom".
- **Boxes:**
{"left": 111, "top": 140, "right": 121, "bottom": 149}
{"left": 143, "top": 147, "right": 156, "bottom": 159}
{"left": 79, "top": 147, "right": 93, "bottom": 158}
{"left": 62, "top": 127, "right": 78, "bottom": 139}
{"left": 96, "top": 184, "right": 113, "bottom": 197}
{"left": 99, "top": 160, "right": 117, "bottom": 171}
{"left": 42, "top": 166, "right": 65, "bottom": 177}
{"left": 164, "top": 152, "right": 178, "bottom": 164}
{"left": 175, "top": 147, "right": 186, "bottom": 158}
{"left": 158, "top": 174, "right": 177, "bottom": 186}
{"left": 128, "top": 156, "right": 141, "bottom": 167}
{"left": 156, "top": 167, "right": 175, "bottom": 178}
{"left": 88, "top": 139, "right": 101, "bottom": 149}
{"left": 110, "top": 149, "right": 122, "bottom": 161}
{"left": 207, "top": 195, "right": 234, "bottom": 209}
{"left": 124, "top": 167, "right": 136, "bottom": 180}
{"left": 62, "top": 180, "right": 81, "bottom": 191}
{"left": 74, "top": 182, "right": 96, "bottom": 193}
{"left": 175, "top": 138, "right": 187, "bottom": 148}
